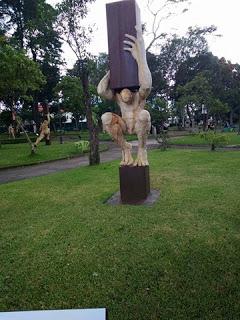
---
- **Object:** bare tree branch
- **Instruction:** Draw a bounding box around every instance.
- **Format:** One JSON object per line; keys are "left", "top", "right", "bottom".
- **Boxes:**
{"left": 145, "top": 0, "right": 190, "bottom": 52}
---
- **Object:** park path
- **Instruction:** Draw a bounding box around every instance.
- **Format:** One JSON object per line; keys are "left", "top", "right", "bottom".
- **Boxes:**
{"left": 0, "top": 140, "right": 159, "bottom": 185}
{"left": 0, "top": 139, "right": 239, "bottom": 185}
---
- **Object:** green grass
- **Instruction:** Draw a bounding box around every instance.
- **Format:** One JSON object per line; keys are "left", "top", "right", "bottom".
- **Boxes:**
{"left": 170, "top": 132, "right": 240, "bottom": 146}
{"left": 0, "top": 131, "right": 138, "bottom": 143}
{"left": 79, "top": 131, "right": 138, "bottom": 142}
{"left": 0, "top": 141, "right": 107, "bottom": 169}
{"left": 0, "top": 149, "right": 240, "bottom": 319}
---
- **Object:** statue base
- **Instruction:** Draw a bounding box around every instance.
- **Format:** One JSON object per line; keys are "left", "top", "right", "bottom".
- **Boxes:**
{"left": 106, "top": 190, "right": 160, "bottom": 206}
{"left": 119, "top": 165, "right": 151, "bottom": 205}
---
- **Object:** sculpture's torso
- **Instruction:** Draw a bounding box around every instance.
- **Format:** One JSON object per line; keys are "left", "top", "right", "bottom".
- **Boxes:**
{"left": 116, "top": 92, "right": 146, "bottom": 134}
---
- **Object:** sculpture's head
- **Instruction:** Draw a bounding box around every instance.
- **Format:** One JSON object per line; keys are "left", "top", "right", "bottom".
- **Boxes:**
{"left": 120, "top": 88, "right": 133, "bottom": 104}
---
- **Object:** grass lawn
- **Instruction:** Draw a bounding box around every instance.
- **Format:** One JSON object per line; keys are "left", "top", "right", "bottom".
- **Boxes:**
{"left": 0, "top": 141, "right": 107, "bottom": 169}
{"left": 170, "top": 132, "right": 240, "bottom": 146}
{"left": 78, "top": 131, "right": 138, "bottom": 142}
{"left": 0, "top": 131, "right": 138, "bottom": 143}
{"left": 0, "top": 149, "right": 240, "bottom": 319}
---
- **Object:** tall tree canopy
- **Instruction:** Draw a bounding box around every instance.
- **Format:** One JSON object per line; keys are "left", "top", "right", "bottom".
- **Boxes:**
{"left": 0, "top": 0, "right": 62, "bottom": 102}
{"left": 0, "top": 39, "right": 45, "bottom": 109}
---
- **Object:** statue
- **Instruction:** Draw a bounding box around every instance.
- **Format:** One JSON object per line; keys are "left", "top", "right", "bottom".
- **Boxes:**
{"left": 97, "top": 26, "right": 152, "bottom": 166}
{"left": 34, "top": 103, "right": 51, "bottom": 147}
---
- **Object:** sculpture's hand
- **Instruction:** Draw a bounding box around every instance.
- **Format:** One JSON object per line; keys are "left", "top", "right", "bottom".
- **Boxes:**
{"left": 97, "top": 70, "right": 114, "bottom": 100}
{"left": 123, "top": 26, "right": 145, "bottom": 62}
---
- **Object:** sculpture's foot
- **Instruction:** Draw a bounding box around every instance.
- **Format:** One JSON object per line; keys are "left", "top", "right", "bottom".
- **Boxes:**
{"left": 120, "top": 143, "right": 134, "bottom": 166}
{"left": 134, "top": 148, "right": 149, "bottom": 166}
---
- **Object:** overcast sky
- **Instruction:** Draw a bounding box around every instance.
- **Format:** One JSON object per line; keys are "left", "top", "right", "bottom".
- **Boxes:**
{"left": 48, "top": 0, "right": 240, "bottom": 69}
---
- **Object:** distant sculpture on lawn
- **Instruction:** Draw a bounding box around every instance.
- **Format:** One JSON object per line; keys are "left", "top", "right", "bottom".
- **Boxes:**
{"left": 34, "top": 103, "right": 51, "bottom": 147}
{"left": 97, "top": 26, "right": 152, "bottom": 166}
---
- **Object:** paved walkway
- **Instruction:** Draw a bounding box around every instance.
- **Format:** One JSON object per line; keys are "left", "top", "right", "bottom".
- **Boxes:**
{"left": 0, "top": 140, "right": 159, "bottom": 184}
{"left": 0, "top": 139, "right": 239, "bottom": 185}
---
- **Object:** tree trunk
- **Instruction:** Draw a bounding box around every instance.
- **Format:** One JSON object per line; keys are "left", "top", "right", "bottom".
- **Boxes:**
{"left": 81, "top": 65, "right": 100, "bottom": 165}
{"left": 229, "top": 109, "right": 234, "bottom": 127}
{"left": 17, "top": 119, "right": 36, "bottom": 155}
{"left": 186, "top": 105, "right": 194, "bottom": 128}
{"left": 203, "top": 113, "right": 208, "bottom": 131}
{"left": 238, "top": 113, "right": 240, "bottom": 135}
{"left": 181, "top": 109, "right": 185, "bottom": 128}
{"left": 211, "top": 143, "right": 216, "bottom": 151}
{"left": 214, "top": 114, "right": 217, "bottom": 133}
{"left": 74, "top": 114, "right": 79, "bottom": 130}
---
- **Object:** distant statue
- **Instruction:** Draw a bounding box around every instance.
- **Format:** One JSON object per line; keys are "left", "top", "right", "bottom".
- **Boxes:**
{"left": 97, "top": 26, "right": 152, "bottom": 166}
{"left": 8, "top": 124, "right": 15, "bottom": 139}
{"left": 34, "top": 103, "right": 51, "bottom": 147}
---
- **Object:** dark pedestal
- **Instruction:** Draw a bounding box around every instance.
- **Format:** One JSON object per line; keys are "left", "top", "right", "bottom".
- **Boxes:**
{"left": 119, "top": 166, "right": 150, "bottom": 204}
{"left": 106, "top": 0, "right": 141, "bottom": 90}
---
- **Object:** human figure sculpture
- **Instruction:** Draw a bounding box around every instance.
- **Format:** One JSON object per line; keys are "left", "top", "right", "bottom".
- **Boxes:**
{"left": 97, "top": 26, "right": 152, "bottom": 166}
{"left": 34, "top": 113, "right": 51, "bottom": 147}
{"left": 8, "top": 124, "right": 15, "bottom": 139}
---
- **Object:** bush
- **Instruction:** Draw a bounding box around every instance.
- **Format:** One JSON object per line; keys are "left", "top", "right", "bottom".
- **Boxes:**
{"left": 200, "top": 132, "right": 229, "bottom": 151}
{"left": 74, "top": 140, "right": 90, "bottom": 153}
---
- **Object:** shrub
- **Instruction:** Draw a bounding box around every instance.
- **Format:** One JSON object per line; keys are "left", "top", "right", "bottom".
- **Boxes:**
{"left": 200, "top": 132, "right": 229, "bottom": 151}
{"left": 74, "top": 140, "right": 90, "bottom": 153}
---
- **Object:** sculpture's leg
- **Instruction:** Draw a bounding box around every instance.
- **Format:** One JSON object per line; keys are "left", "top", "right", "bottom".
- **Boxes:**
{"left": 45, "top": 129, "right": 51, "bottom": 145}
{"left": 101, "top": 112, "right": 134, "bottom": 166}
{"left": 134, "top": 110, "right": 151, "bottom": 166}
{"left": 34, "top": 132, "right": 45, "bottom": 147}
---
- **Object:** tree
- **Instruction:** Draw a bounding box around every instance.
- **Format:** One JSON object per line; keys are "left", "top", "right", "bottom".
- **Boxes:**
{"left": 69, "top": 54, "right": 119, "bottom": 119}
{"left": 56, "top": 0, "right": 100, "bottom": 165}
{"left": 0, "top": 0, "right": 62, "bottom": 102}
{"left": 54, "top": 76, "right": 85, "bottom": 129}
{"left": 216, "top": 59, "right": 240, "bottom": 128}
{"left": 161, "top": 26, "right": 217, "bottom": 88}
{"left": 147, "top": 52, "right": 167, "bottom": 101}
{"left": 175, "top": 53, "right": 240, "bottom": 129}
{"left": 145, "top": 0, "right": 190, "bottom": 52}
{"left": 0, "top": 41, "right": 45, "bottom": 110}
{"left": 147, "top": 97, "right": 169, "bottom": 129}
{"left": 176, "top": 73, "right": 229, "bottom": 130}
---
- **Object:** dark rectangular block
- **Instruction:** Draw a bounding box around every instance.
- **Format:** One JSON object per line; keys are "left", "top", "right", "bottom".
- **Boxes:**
{"left": 106, "top": 0, "right": 141, "bottom": 90}
{"left": 119, "top": 166, "right": 150, "bottom": 204}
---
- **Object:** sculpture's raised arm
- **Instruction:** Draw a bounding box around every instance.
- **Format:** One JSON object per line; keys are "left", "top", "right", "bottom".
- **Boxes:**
{"left": 97, "top": 71, "right": 115, "bottom": 101}
{"left": 123, "top": 26, "right": 152, "bottom": 99}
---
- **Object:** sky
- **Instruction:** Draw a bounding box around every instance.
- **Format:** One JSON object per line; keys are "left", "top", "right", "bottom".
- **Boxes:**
{"left": 48, "top": 0, "right": 240, "bottom": 69}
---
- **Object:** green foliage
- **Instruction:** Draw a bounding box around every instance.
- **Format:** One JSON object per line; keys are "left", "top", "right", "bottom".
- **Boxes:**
{"left": 56, "top": 0, "right": 95, "bottom": 61}
{"left": 158, "top": 26, "right": 217, "bottom": 88}
{"left": 56, "top": 0, "right": 100, "bottom": 166}
{"left": 55, "top": 76, "right": 84, "bottom": 113}
{"left": 156, "top": 130, "right": 169, "bottom": 151}
{"left": 0, "top": 0, "right": 62, "bottom": 102}
{"left": 174, "top": 53, "right": 240, "bottom": 124}
{"left": 147, "top": 52, "right": 167, "bottom": 100}
{"left": 0, "top": 110, "right": 12, "bottom": 127}
{"left": 200, "top": 131, "right": 229, "bottom": 150}
{"left": 0, "top": 43, "right": 45, "bottom": 107}
{"left": 176, "top": 73, "right": 229, "bottom": 119}
{"left": 147, "top": 98, "right": 169, "bottom": 127}
{"left": 74, "top": 140, "right": 89, "bottom": 153}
